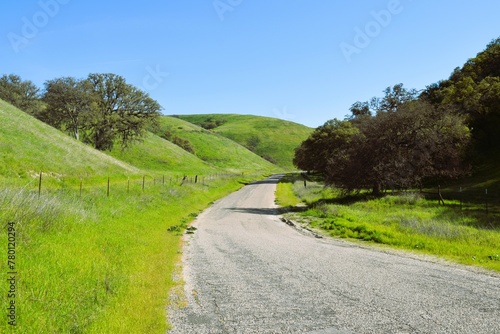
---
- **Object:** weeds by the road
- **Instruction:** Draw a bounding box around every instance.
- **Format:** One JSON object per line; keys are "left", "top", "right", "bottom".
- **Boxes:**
{"left": 0, "top": 176, "right": 251, "bottom": 333}
{"left": 276, "top": 175, "right": 500, "bottom": 272}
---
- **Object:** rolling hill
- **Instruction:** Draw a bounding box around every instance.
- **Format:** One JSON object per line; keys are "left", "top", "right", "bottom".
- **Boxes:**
{"left": 150, "top": 116, "right": 278, "bottom": 172}
{"left": 175, "top": 114, "right": 313, "bottom": 169}
{"left": 108, "top": 131, "right": 216, "bottom": 175}
{"left": 0, "top": 99, "right": 279, "bottom": 185}
{"left": 0, "top": 99, "right": 139, "bottom": 181}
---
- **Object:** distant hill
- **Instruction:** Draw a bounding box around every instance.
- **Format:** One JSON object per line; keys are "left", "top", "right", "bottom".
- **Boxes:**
{"left": 0, "top": 99, "right": 139, "bottom": 180}
{"left": 175, "top": 114, "right": 313, "bottom": 169}
{"left": 108, "top": 131, "right": 216, "bottom": 175}
{"left": 0, "top": 99, "right": 277, "bottom": 184}
{"left": 151, "top": 116, "right": 278, "bottom": 172}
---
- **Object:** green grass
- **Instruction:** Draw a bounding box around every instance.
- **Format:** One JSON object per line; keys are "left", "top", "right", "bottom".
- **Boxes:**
{"left": 0, "top": 99, "right": 274, "bottom": 332}
{"left": 109, "top": 131, "right": 216, "bottom": 174}
{"left": 277, "top": 175, "right": 500, "bottom": 272}
{"left": 152, "top": 116, "right": 279, "bottom": 172}
{"left": 0, "top": 176, "right": 253, "bottom": 333}
{"left": 0, "top": 99, "right": 139, "bottom": 181}
{"left": 275, "top": 175, "right": 302, "bottom": 208}
{"left": 176, "top": 114, "right": 313, "bottom": 169}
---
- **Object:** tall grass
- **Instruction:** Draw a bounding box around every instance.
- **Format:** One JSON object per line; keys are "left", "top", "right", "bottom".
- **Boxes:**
{"left": 0, "top": 175, "right": 253, "bottom": 333}
{"left": 277, "top": 175, "right": 500, "bottom": 272}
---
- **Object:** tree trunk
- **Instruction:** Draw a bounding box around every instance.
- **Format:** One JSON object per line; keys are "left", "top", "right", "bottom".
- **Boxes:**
{"left": 373, "top": 182, "right": 381, "bottom": 196}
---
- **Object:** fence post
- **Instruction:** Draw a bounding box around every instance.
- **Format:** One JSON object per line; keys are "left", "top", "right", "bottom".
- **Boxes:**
{"left": 107, "top": 177, "right": 110, "bottom": 197}
{"left": 127, "top": 177, "right": 130, "bottom": 193}
{"left": 195, "top": 175, "right": 198, "bottom": 184}
{"left": 485, "top": 189, "right": 489, "bottom": 215}
{"left": 438, "top": 185, "right": 445, "bottom": 205}
{"left": 80, "top": 179, "right": 83, "bottom": 197}
{"left": 459, "top": 187, "right": 462, "bottom": 211}
{"left": 38, "top": 171, "right": 42, "bottom": 198}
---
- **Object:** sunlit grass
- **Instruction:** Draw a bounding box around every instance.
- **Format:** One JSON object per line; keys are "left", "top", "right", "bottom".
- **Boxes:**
{"left": 0, "top": 175, "right": 254, "bottom": 333}
{"left": 276, "top": 174, "right": 500, "bottom": 272}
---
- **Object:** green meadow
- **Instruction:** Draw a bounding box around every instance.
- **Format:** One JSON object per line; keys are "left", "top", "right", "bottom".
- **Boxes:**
{"left": 276, "top": 174, "right": 500, "bottom": 272}
{"left": 0, "top": 99, "right": 279, "bottom": 333}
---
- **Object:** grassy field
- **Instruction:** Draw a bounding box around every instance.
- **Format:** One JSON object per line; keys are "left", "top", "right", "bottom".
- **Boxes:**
{"left": 0, "top": 100, "right": 276, "bottom": 332}
{"left": 176, "top": 114, "right": 312, "bottom": 169}
{"left": 0, "top": 175, "right": 256, "bottom": 333}
{"left": 276, "top": 175, "right": 500, "bottom": 272}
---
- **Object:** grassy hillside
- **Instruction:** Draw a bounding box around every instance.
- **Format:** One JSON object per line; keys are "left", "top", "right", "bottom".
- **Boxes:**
{"left": 0, "top": 99, "right": 139, "bottom": 181}
{"left": 0, "top": 99, "right": 273, "bottom": 333}
{"left": 151, "top": 116, "right": 278, "bottom": 172}
{"left": 176, "top": 114, "right": 312, "bottom": 169}
{"left": 108, "top": 132, "right": 216, "bottom": 175}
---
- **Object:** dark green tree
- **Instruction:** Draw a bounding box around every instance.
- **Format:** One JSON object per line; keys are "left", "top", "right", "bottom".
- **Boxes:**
{"left": 295, "top": 100, "right": 470, "bottom": 194}
{"left": 422, "top": 37, "right": 500, "bottom": 151}
{"left": 293, "top": 119, "right": 363, "bottom": 182}
{"left": 86, "top": 73, "right": 162, "bottom": 150}
{"left": 41, "top": 77, "right": 94, "bottom": 140}
{"left": 0, "top": 74, "right": 43, "bottom": 115}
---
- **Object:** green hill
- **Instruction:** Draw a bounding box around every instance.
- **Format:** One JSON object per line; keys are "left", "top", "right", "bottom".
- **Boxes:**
{"left": 0, "top": 99, "right": 139, "bottom": 181}
{"left": 108, "top": 131, "right": 216, "bottom": 175}
{"left": 151, "top": 116, "right": 278, "bottom": 172}
{"left": 175, "top": 114, "right": 313, "bottom": 169}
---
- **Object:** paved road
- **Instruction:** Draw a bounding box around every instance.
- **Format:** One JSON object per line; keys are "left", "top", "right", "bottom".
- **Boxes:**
{"left": 168, "top": 175, "right": 500, "bottom": 334}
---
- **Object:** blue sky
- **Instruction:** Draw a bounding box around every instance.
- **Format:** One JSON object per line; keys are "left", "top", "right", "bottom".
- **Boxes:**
{"left": 2, "top": 0, "right": 499, "bottom": 127}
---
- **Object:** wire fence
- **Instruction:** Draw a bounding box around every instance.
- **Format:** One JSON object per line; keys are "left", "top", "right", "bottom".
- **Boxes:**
{"left": 32, "top": 171, "right": 241, "bottom": 198}
{"left": 421, "top": 186, "right": 500, "bottom": 228}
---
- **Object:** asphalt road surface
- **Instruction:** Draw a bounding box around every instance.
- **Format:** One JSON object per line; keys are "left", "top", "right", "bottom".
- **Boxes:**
{"left": 168, "top": 175, "right": 500, "bottom": 334}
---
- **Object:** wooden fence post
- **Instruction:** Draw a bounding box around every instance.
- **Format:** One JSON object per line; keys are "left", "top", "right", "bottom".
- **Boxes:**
{"left": 80, "top": 179, "right": 83, "bottom": 197}
{"left": 143, "top": 176, "right": 146, "bottom": 191}
{"left": 485, "top": 189, "right": 489, "bottom": 215}
{"left": 459, "top": 187, "right": 462, "bottom": 211}
{"left": 38, "top": 171, "right": 42, "bottom": 198}
{"left": 438, "top": 185, "right": 445, "bottom": 205}
{"left": 107, "top": 177, "right": 110, "bottom": 197}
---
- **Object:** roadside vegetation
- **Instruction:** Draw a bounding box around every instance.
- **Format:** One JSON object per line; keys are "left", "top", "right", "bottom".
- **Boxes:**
{"left": 276, "top": 174, "right": 500, "bottom": 272}
{"left": 0, "top": 98, "right": 278, "bottom": 333}
{"left": 284, "top": 38, "right": 500, "bottom": 273}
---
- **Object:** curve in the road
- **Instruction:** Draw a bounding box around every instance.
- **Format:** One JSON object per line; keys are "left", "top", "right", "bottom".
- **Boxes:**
{"left": 168, "top": 175, "right": 500, "bottom": 334}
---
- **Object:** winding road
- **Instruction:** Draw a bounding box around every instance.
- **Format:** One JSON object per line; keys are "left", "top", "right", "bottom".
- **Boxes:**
{"left": 168, "top": 175, "right": 500, "bottom": 333}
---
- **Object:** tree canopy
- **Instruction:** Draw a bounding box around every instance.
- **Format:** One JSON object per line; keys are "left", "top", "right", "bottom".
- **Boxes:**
{"left": 0, "top": 74, "right": 43, "bottom": 116}
{"left": 296, "top": 37, "right": 500, "bottom": 193}
{"left": 85, "top": 73, "right": 161, "bottom": 150}
{"left": 1, "top": 72, "right": 162, "bottom": 151}
{"left": 295, "top": 86, "right": 470, "bottom": 194}
{"left": 422, "top": 37, "right": 500, "bottom": 151}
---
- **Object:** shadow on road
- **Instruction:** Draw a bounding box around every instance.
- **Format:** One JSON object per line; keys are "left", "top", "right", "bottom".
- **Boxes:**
{"left": 240, "top": 175, "right": 284, "bottom": 186}
{"left": 227, "top": 207, "right": 279, "bottom": 215}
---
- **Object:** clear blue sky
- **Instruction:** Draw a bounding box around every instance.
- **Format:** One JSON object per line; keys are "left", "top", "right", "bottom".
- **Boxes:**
{"left": 2, "top": 0, "right": 499, "bottom": 127}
